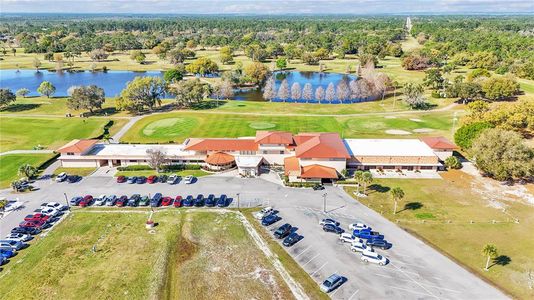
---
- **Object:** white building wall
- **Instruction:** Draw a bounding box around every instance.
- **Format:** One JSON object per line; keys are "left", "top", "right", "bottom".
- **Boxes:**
{"left": 434, "top": 151, "right": 453, "bottom": 161}
{"left": 60, "top": 159, "right": 98, "bottom": 168}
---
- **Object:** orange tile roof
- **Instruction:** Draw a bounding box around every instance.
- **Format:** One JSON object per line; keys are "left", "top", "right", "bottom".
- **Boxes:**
{"left": 255, "top": 131, "right": 294, "bottom": 145}
{"left": 284, "top": 156, "right": 300, "bottom": 176}
{"left": 300, "top": 164, "right": 339, "bottom": 179}
{"left": 205, "top": 152, "right": 235, "bottom": 165}
{"left": 420, "top": 137, "right": 457, "bottom": 150}
{"left": 57, "top": 139, "right": 99, "bottom": 154}
{"left": 184, "top": 138, "right": 258, "bottom": 152}
{"left": 295, "top": 133, "right": 350, "bottom": 159}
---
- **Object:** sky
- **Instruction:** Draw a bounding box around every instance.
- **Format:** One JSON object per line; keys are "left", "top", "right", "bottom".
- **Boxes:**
{"left": 1, "top": 0, "right": 533, "bottom": 14}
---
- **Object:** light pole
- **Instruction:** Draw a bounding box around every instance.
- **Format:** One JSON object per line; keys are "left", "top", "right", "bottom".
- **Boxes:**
{"left": 322, "top": 193, "right": 328, "bottom": 213}
{"left": 237, "top": 193, "right": 240, "bottom": 210}
{"left": 64, "top": 193, "right": 70, "bottom": 210}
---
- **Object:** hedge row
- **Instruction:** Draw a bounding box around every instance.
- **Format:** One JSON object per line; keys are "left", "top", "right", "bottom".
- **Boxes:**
{"left": 117, "top": 164, "right": 202, "bottom": 171}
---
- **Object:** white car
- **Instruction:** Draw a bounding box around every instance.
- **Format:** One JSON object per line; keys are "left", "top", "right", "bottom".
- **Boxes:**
{"left": 254, "top": 207, "right": 274, "bottom": 219}
{"left": 55, "top": 172, "right": 68, "bottom": 182}
{"left": 184, "top": 175, "right": 194, "bottom": 184}
{"left": 339, "top": 232, "right": 355, "bottom": 243}
{"left": 350, "top": 240, "right": 369, "bottom": 253}
{"left": 4, "top": 201, "right": 23, "bottom": 212}
{"left": 349, "top": 222, "right": 371, "bottom": 231}
{"left": 105, "top": 195, "right": 117, "bottom": 206}
{"left": 360, "top": 249, "right": 388, "bottom": 266}
{"left": 4, "top": 233, "right": 32, "bottom": 242}
{"left": 39, "top": 207, "right": 60, "bottom": 217}
{"left": 41, "top": 202, "right": 67, "bottom": 211}
{"left": 167, "top": 174, "right": 179, "bottom": 184}
{"left": 94, "top": 195, "right": 107, "bottom": 206}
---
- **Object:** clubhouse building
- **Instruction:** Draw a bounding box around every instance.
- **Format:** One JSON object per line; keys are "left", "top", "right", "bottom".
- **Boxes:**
{"left": 57, "top": 131, "right": 455, "bottom": 183}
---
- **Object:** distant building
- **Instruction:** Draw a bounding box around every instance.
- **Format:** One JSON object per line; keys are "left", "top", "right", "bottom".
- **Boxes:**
{"left": 420, "top": 137, "right": 457, "bottom": 161}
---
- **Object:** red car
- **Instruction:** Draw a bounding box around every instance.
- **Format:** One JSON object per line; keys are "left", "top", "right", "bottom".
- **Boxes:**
{"left": 116, "top": 195, "right": 128, "bottom": 207}
{"left": 79, "top": 195, "right": 93, "bottom": 207}
{"left": 116, "top": 176, "right": 126, "bottom": 183}
{"left": 24, "top": 213, "right": 51, "bottom": 222}
{"left": 20, "top": 220, "right": 46, "bottom": 228}
{"left": 147, "top": 175, "right": 158, "bottom": 184}
{"left": 161, "top": 197, "right": 173, "bottom": 206}
{"left": 173, "top": 196, "right": 183, "bottom": 207}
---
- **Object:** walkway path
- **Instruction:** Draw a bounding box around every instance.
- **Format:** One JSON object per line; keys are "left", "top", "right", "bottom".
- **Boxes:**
{"left": 0, "top": 149, "right": 55, "bottom": 156}
{"left": 110, "top": 115, "right": 145, "bottom": 143}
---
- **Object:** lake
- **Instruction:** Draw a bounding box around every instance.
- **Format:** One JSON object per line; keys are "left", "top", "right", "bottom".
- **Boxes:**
{"left": 235, "top": 71, "right": 358, "bottom": 102}
{"left": 0, "top": 69, "right": 164, "bottom": 97}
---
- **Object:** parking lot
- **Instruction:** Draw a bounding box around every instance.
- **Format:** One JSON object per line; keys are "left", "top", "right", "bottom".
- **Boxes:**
{"left": 0, "top": 175, "right": 508, "bottom": 299}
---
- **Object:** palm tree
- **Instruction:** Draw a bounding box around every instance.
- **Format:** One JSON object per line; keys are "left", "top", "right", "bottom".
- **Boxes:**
{"left": 102, "top": 133, "right": 113, "bottom": 144}
{"left": 390, "top": 187, "right": 405, "bottom": 214}
{"left": 18, "top": 163, "right": 37, "bottom": 179}
{"left": 353, "top": 170, "right": 364, "bottom": 195}
{"left": 362, "top": 171, "right": 373, "bottom": 194}
{"left": 482, "top": 244, "right": 498, "bottom": 271}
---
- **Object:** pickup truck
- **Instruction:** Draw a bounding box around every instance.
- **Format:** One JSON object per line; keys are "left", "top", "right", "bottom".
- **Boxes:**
{"left": 352, "top": 229, "right": 384, "bottom": 240}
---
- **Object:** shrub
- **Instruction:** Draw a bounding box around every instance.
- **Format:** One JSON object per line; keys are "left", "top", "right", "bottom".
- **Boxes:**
{"left": 444, "top": 156, "right": 462, "bottom": 169}
{"left": 117, "top": 165, "right": 152, "bottom": 171}
{"left": 454, "top": 122, "right": 493, "bottom": 150}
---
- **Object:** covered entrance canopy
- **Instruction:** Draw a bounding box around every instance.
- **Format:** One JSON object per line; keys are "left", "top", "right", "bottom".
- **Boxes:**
{"left": 205, "top": 152, "right": 235, "bottom": 170}
{"left": 236, "top": 156, "right": 264, "bottom": 177}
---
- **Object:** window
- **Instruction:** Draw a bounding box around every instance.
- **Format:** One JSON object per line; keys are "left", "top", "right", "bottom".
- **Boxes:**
{"left": 66, "top": 152, "right": 75, "bottom": 156}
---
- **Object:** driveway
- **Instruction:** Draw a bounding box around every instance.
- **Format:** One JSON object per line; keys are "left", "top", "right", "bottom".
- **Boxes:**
{"left": 0, "top": 175, "right": 507, "bottom": 299}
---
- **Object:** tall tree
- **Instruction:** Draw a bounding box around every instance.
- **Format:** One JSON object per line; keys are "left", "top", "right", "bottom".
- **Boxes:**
{"left": 362, "top": 171, "right": 373, "bottom": 194}
{"left": 170, "top": 79, "right": 210, "bottom": 108}
{"left": 146, "top": 149, "right": 167, "bottom": 173}
{"left": 219, "top": 46, "right": 234, "bottom": 65}
{"left": 32, "top": 57, "right": 41, "bottom": 71}
{"left": 403, "top": 82, "right": 427, "bottom": 109}
{"left": 277, "top": 79, "right": 289, "bottom": 101}
{"left": 262, "top": 76, "right": 276, "bottom": 101}
{"left": 315, "top": 86, "right": 325, "bottom": 101}
{"left": 89, "top": 48, "right": 109, "bottom": 62}
{"left": 302, "top": 83, "right": 313, "bottom": 101}
{"left": 244, "top": 62, "right": 270, "bottom": 85}
{"left": 117, "top": 77, "right": 166, "bottom": 113}
{"left": 276, "top": 57, "right": 287, "bottom": 70}
{"left": 130, "top": 50, "right": 146, "bottom": 64}
{"left": 0, "top": 88, "right": 16, "bottom": 108}
{"left": 291, "top": 82, "right": 302, "bottom": 100}
{"left": 353, "top": 170, "right": 364, "bottom": 195}
{"left": 325, "top": 82, "right": 336, "bottom": 102}
{"left": 67, "top": 85, "right": 106, "bottom": 113}
{"left": 163, "top": 68, "right": 183, "bottom": 83}
{"left": 482, "top": 244, "right": 498, "bottom": 271}
{"left": 37, "top": 81, "right": 56, "bottom": 98}
{"left": 186, "top": 57, "right": 219, "bottom": 76}
{"left": 390, "top": 187, "right": 405, "bottom": 214}
{"left": 336, "top": 79, "right": 350, "bottom": 101}
{"left": 16, "top": 88, "right": 30, "bottom": 98}
{"left": 481, "top": 76, "right": 520, "bottom": 101}
{"left": 18, "top": 163, "right": 37, "bottom": 179}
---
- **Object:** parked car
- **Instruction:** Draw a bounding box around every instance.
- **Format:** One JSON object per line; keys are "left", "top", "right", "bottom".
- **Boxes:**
{"left": 319, "top": 218, "right": 340, "bottom": 227}
{"left": 70, "top": 196, "right": 83, "bottom": 206}
{"left": 0, "top": 240, "right": 26, "bottom": 251}
{"left": 4, "top": 233, "right": 32, "bottom": 242}
{"left": 216, "top": 194, "right": 229, "bottom": 207}
{"left": 11, "top": 226, "right": 41, "bottom": 235}
{"left": 183, "top": 195, "right": 194, "bottom": 207}
{"left": 94, "top": 195, "right": 107, "bottom": 206}
{"left": 173, "top": 196, "right": 183, "bottom": 207}
{"left": 261, "top": 214, "right": 280, "bottom": 226}
{"left": 254, "top": 206, "right": 274, "bottom": 219}
{"left": 194, "top": 194, "right": 205, "bottom": 207}
{"left": 205, "top": 194, "right": 216, "bottom": 207}
{"left": 158, "top": 175, "right": 168, "bottom": 183}
{"left": 127, "top": 195, "right": 140, "bottom": 207}
{"left": 136, "top": 176, "right": 146, "bottom": 184}
{"left": 116, "top": 176, "right": 127, "bottom": 183}
{"left": 313, "top": 184, "right": 325, "bottom": 190}
{"left": 161, "top": 197, "right": 173, "bottom": 206}
{"left": 274, "top": 223, "right": 292, "bottom": 239}
{"left": 349, "top": 222, "right": 371, "bottom": 231}
{"left": 320, "top": 274, "right": 344, "bottom": 293}
{"left": 150, "top": 193, "right": 163, "bottom": 207}
{"left": 360, "top": 249, "right": 388, "bottom": 266}
{"left": 79, "top": 195, "right": 93, "bottom": 207}
{"left": 0, "top": 256, "right": 6, "bottom": 266}
{"left": 24, "top": 213, "right": 50, "bottom": 223}
{"left": 350, "top": 240, "right": 370, "bottom": 253}
{"left": 147, "top": 175, "right": 158, "bottom": 184}
{"left": 282, "top": 232, "right": 301, "bottom": 247}
{"left": 339, "top": 232, "right": 356, "bottom": 243}
{"left": 39, "top": 207, "right": 61, "bottom": 217}
{"left": 323, "top": 224, "right": 344, "bottom": 234}
{"left": 42, "top": 202, "right": 68, "bottom": 211}
{"left": 116, "top": 195, "right": 129, "bottom": 207}
{"left": 55, "top": 172, "right": 68, "bottom": 182}
{"left": 127, "top": 176, "right": 137, "bottom": 184}
{"left": 0, "top": 249, "right": 15, "bottom": 259}
{"left": 105, "top": 195, "right": 117, "bottom": 206}
{"left": 167, "top": 174, "right": 179, "bottom": 184}
{"left": 19, "top": 220, "right": 47, "bottom": 229}
{"left": 67, "top": 175, "right": 81, "bottom": 183}
{"left": 353, "top": 229, "right": 384, "bottom": 240}
{"left": 184, "top": 175, "right": 194, "bottom": 184}
{"left": 366, "top": 239, "right": 391, "bottom": 250}
{"left": 139, "top": 195, "right": 150, "bottom": 206}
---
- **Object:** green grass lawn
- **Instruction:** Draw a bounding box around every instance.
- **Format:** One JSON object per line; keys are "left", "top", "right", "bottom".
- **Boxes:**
{"left": 0, "top": 153, "right": 55, "bottom": 187}
{"left": 0, "top": 116, "right": 112, "bottom": 151}
{"left": 53, "top": 167, "right": 97, "bottom": 177}
{"left": 115, "top": 169, "right": 210, "bottom": 178}
{"left": 344, "top": 170, "right": 534, "bottom": 299}
{"left": 120, "top": 110, "right": 459, "bottom": 144}
{"left": 0, "top": 210, "right": 295, "bottom": 300}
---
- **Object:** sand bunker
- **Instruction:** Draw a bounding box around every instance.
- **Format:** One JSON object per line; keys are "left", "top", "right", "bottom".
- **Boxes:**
{"left": 413, "top": 128, "right": 435, "bottom": 133}
{"left": 385, "top": 129, "right": 412, "bottom": 135}
{"left": 410, "top": 118, "right": 423, "bottom": 122}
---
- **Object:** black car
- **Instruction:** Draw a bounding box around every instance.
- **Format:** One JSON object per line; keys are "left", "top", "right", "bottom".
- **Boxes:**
{"left": 67, "top": 175, "right": 81, "bottom": 183}
{"left": 366, "top": 239, "right": 392, "bottom": 250}
{"left": 158, "top": 175, "right": 168, "bottom": 183}
{"left": 194, "top": 194, "right": 205, "bottom": 207}
{"left": 127, "top": 195, "right": 140, "bottom": 207}
{"left": 274, "top": 223, "right": 292, "bottom": 239}
{"left": 11, "top": 226, "right": 42, "bottom": 235}
{"left": 283, "top": 232, "right": 301, "bottom": 247}
{"left": 183, "top": 195, "right": 194, "bottom": 207}
{"left": 136, "top": 176, "right": 146, "bottom": 184}
{"left": 216, "top": 194, "right": 229, "bottom": 207}
{"left": 205, "top": 194, "right": 216, "bottom": 207}
{"left": 150, "top": 193, "right": 163, "bottom": 207}
{"left": 313, "top": 184, "right": 325, "bottom": 190}
{"left": 262, "top": 214, "right": 280, "bottom": 226}
{"left": 323, "top": 224, "right": 344, "bottom": 234}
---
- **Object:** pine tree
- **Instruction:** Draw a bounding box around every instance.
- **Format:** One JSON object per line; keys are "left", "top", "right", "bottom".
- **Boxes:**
{"left": 325, "top": 82, "right": 336, "bottom": 102}
{"left": 262, "top": 76, "right": 276, "bottom": 101}
{"left": 291, "top": 82, "right": 302, "bottom": 100}
{"left": 315, "top": 86, "right": 325, "bottom": 101}
{"left": 277, "top": 79, "right": 289, "bottom": 101}
{"left": 302, "top": 83, "right": 313, "bottom": 101}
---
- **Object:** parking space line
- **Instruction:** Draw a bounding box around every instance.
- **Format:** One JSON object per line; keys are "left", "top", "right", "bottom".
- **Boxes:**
{"left": 310, "top": 262, "right": 328, "bottom": 276}
{"left": 389, "top": 285, "right": 435, "bottom": 297}
{"left": 330, "top": 285, "right": 342, "bottom": 297}
{"left": 294, "top": 245, "right": 311, "bottom": 258}
{"left": 390, "top": 263, "right": 440, "bottom": 299}
{"left": 302, "top": 253, "right": 320, "bottom": 267}
{"left": 376, "top": 273, "right": 461, "bottom": 293}
{"left": 348, "top": 289, "right": 360, "bottom": 300}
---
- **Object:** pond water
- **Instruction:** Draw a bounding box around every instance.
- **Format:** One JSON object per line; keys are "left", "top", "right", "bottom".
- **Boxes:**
{"left": 234, "top": 71, "right": 358, "bottom": 102}
{"left": 0, "top": 69, "right": 164, "bottom": 97}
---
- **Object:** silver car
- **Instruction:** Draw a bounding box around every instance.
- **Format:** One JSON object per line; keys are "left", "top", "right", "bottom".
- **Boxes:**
{"left": 320, "top": 273, "right": 344, "bottom": 293}
{"left": 0, "top": 239, "right": 26, "bottom": 251}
